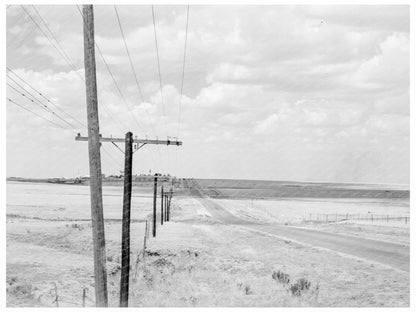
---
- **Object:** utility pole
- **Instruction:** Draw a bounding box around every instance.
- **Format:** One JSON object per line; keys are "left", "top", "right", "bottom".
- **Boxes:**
{"left": 164, "top": 194, "right": 167, "bottom": 222}
{"left": 153, "top": 174, "right": 158, "bottom": 237}
{"left": 82, "top": 4, "right": 108, "bottom": 307}
{"left": 120, "top": 132, "right": 132, "bottom": 307}
{"left": 165, "top": 194, "right": 169, "bottom": 222}
{"left": 161, "top": 185, "right": 164, "bottom": 225}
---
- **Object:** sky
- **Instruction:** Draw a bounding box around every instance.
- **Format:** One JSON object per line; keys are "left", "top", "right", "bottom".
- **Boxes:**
{"left": 5, "top": 4, "right": 410, "bottom": 184}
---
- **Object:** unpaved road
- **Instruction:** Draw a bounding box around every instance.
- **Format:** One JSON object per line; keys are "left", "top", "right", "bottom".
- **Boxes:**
{"left": 186, "top": 180, "right": 410, "bottom": 272}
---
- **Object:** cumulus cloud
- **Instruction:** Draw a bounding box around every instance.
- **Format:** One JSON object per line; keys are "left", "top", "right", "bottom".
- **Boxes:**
{"left": 6, "top": 5, "right": 410, "bottom": 183}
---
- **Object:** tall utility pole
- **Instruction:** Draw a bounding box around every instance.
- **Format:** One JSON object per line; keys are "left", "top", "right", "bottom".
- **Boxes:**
{"left": 160, "top": 185, "right": 164, "bottom": 225}
{"left": 153, "top": 174, "right": 158, "bottom": 237}
{"left": 120, "top": 132, "right": 132, "bottom": 307}
{"left": 82, "top": 4, "right": 108, "bottom": 307}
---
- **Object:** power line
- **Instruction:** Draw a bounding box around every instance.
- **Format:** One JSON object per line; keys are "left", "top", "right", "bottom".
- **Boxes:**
{"left": 31, "top": 5, "right": 84, "bottom": 80}
{"left": 113, "top": 5, "right": 144, "bottom": 102}
{"left": 175, "top": 5, "right": 190, "bottom": 178}
{"left": 12, "top": 7, "right": 131, "bottom": 134}
{"left": 7, "top": 67, "right": 87, "bottom": 129}
{"left": 113, "top": 5, "right": 159, "bottom": 137}
{"left": 78, "top": 5, "right": 158, "bottom": 170}
{"left": 76, "top": 5, "right": 146, "bottom": 134}
{"left": 151, "top": 5, "right": 171, "bottom": 174}
{"left": 151, "top": 5, "right": 166, "bottom": 117}
{"left": 20, "top": 5, "right": 80, "bottom": 76}
{"left": 102, "top": 145, "right": 123, "bottom": 170}
{"left": 7, "top": 78, "right": 75, "bottom": 129}
{"left": 177, "top": 4, "right": 190, "bottom": 138}
{"left": 7, "top": 97, "right": 67, "bottom": 129}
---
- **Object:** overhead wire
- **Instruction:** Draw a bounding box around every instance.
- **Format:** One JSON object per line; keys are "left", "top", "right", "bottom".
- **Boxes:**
{"left": 175, "top": 5, "right": 190, "bottom": 177}
{"left": 151, "top": 5, "right": 171, "bottom": 174}
{"left": 7, "top": 78, "right": 76, "bottom": 129}
{"left": 7, "top": 5, "right": 134, "bottom": 176}
{"left": 7, "top": 67, "right": 87, "bottom": 129}
{"left": 102, "top": 145, "right": 124, "bottom": 171}
{"left": 7, "top": 97, "right": 67, "bottom": 129}
{"left": 19, "top": 5, "right": 134, "bottom": 135}
{"left": 151, "top": 5, "right": 166, "bottom": 117}
{"left": 113, "top": 5, "right": 159, "bottom": 136}
{"left": 30, "top": 5, "right": 84, "bottom": 80}
{"left": 76, "top": 5, "right": 147, "bottom": 134}
{"left": 113, "top": 5, "right": 160, "bottom": 170}
{"left": 18, "top": 5, "right": 132, "bottom": 134}
{"left": 20, "top": 5, "right": 80, "bottom": 77}
{"left": 176, "top": 5, "right": 190, "bottom": 137}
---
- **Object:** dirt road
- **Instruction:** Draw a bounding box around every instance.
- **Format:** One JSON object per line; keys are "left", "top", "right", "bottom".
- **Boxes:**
{"left": 186, "top": 180, "right": 409, "bottom": 272}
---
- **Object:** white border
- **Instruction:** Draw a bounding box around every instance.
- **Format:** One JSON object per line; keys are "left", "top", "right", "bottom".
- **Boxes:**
{"left": 2, "top": 1, "right": 414, "bottom": 311}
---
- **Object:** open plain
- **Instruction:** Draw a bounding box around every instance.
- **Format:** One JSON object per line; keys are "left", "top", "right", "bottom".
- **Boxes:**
{"left": 6, "top": 179, "right": 410, "bottom": 307}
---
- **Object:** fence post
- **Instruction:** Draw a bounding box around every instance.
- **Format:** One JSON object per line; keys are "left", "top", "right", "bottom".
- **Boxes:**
{"left": 82, "top": 288, "right": 86, "bottom": 307}
{"left": 371, "top": 214, "right": 373, "bottom": 223}
{"left": 54, "top": 282, "right": 59, "bottom": 307}
{"left": 143, "top": 235, "right": 146, "bottom": 259}
{"left": 309, "top": 213, "right": 312, "bottom": 221}
{"left": 346, "top": 213, "right": 348, "bottom": 220}
{"left": 387, "top": 215, "right": 389, "bottom": 223}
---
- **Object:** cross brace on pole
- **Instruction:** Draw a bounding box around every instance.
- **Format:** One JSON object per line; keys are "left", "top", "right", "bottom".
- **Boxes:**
{"left": 75, "top": 133, "right": 183, "bottom": 146}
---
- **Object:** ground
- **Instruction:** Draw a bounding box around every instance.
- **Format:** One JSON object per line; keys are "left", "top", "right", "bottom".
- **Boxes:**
{"left": 5, "top": 181, "right": 410, "bottom": 307}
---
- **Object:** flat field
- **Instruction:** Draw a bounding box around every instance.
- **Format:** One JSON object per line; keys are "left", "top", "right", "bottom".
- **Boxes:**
{"left": 6, "top": 180, "right": 410, "bottom": 307}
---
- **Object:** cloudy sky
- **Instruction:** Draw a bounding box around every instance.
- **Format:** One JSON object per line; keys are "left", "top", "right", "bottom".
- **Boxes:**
{"left": 6, "top": 4, "right": 410, "bottom": 184}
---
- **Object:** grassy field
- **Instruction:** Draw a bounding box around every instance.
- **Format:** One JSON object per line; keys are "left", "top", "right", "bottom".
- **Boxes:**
{"left": 6, "top": 181, "right": 410, "bottom": 307}
{"left": 194, "top": 178, "right": 410, "bottom": 199}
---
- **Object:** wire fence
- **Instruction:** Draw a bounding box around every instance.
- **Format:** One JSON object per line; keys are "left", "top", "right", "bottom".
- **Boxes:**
{"left": 306, "top": 213, "right": 409, "bottom": 224}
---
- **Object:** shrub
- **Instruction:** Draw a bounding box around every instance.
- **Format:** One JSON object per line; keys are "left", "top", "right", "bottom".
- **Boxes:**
{"left": 290, "top": 278, "right": 311, "bottom": 296}
{"left": 244, "top": 284, "right": 252, "bottom": 295}
{"left": 272, "top": 270, "right": 290, "bottom": 284}
{"left": 71, "top": 223, "right": 84, "bottom": 230}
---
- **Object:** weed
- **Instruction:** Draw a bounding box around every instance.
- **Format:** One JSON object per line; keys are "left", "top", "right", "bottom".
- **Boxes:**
{"left": 7, "top": 279, "right": 34, "bottom": 299}
{"left": 272, "top": 270, "right": 290, "bottom": 284}
{"left": 71, "top": 223, "right": 84, "bottom": 230}
{"left": 7, "top": 276, "right": 18, "bottom": 286}
{"left": 146, "top": 251, "right": 161, "bottom": 257}
{"left": 245, "top": 284, "right": 253, "bottom": 295}
{"left": 109, "top": 264, "right": 121, "bottom": 275}
{"left": 290, "top": 278, "right": 311, "bottom": 296}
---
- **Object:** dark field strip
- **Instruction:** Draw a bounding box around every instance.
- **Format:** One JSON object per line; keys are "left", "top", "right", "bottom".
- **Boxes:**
{"left": 195, "top": 179, "right": 409, "bottom": 199}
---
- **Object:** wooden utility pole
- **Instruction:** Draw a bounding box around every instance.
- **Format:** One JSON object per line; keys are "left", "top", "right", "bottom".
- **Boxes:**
{"left": 164, "top": 194, "right": 167, "bottom": 222}
{"left": 161, "top": 186, "right": 164, "bottom": 225}
{"left": 82, "top": 4, "right": 108, "bottom": 307}
{"left": 120, "top": 132, "right": 133, "bottom": 307}
{"left": 153, "top": 174, "right": 158, "bottom": 237}
{"left": 165, "top": 194, "right": 169, "bottom": 222}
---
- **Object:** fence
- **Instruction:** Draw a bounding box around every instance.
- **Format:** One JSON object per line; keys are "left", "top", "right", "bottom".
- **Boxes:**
{"left": 306, "top": 213, "right": 409, "bottom": 224}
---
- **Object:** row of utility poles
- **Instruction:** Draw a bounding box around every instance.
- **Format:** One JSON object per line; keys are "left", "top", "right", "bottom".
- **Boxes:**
{"left": 79, "top": 5, "right": 182, "bottom": 307}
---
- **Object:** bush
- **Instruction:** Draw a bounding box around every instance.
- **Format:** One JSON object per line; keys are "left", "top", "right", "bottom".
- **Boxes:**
{"left": 290, "top": 278, "right": 311, "bottom": 296}
{"left": 272, "top": 270, "right": 290, "bottom": 284}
